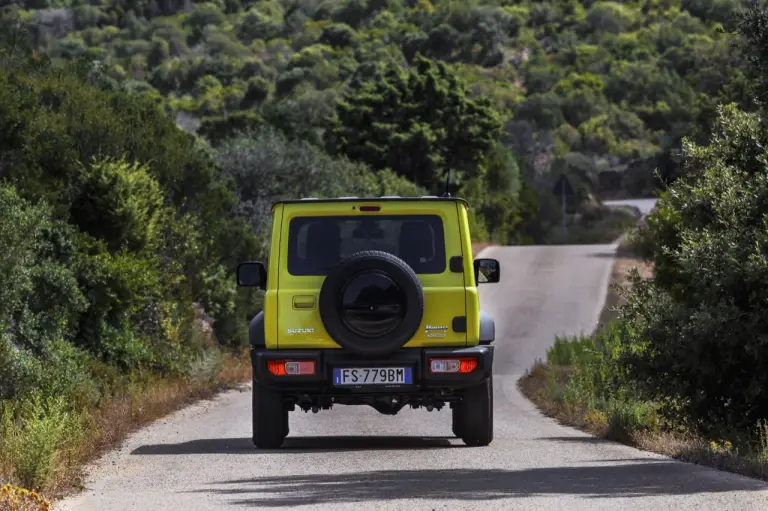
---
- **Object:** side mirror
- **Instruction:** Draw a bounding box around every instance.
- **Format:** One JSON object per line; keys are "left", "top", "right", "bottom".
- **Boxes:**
{"left": 474, "top": 258, "right": 500, "bottom": 284}
{"left": 237, "top": 261, "right": 267, "bottom": 288}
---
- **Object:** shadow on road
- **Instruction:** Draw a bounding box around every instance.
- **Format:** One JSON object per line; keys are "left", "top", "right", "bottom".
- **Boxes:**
{"left": 131, "top": 436, "right": 456, "bottom": 455}
{"left": 537, "top": 435, "right": 618, "bottom": 445}
{"left": 194, "top": 464, "right": 767, "bottom": 506}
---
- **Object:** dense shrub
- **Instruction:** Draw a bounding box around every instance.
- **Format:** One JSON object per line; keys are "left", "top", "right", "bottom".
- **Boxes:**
{"left": 0, "top": 11, "right": 266, "bottom": 495}
{"left": 0, "top": 28, "right": 267, "bottom": 402}
{"left": 611, "top": 104, "right": 768, "bottom": 435}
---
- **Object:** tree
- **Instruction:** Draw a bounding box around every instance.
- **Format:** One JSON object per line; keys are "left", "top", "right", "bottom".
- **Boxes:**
{"left": 736, "top": 0, "right": 768, "bottom": 109}
{"left": 477, "top": 142, "right": 523, "bottom": 243}
{"left": 625, "top": 104, "right": 768, "bottom": 434}
{"left": 326, "top": 54, "right": 502, "bottom": 193}
{"left": 237, "top": 3, "right": 284, "bottom": 42}
{"left": 214, "top": 126, "right": 424, "bottom": 254}
{"left": 320, "top": 22, "right": 357, "bottom": 48}
{"left": 183, "top": 2, "right": 226, "bottom": 43}
{"left": 198, "top": 111, "right": 266, "bottom": 146}
{"left": 586, "top": 2, "right": 637, "bottom": 34}
{"left": 147, "top": 38, "right": 169, "bottom": 69}
{"left": 240, "top": 76, "right": 270, "bottom": 108}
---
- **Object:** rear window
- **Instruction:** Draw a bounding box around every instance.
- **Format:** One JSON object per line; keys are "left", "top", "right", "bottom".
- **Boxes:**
{"left": 287, "top": 215, "right": 446, "bottom": 276}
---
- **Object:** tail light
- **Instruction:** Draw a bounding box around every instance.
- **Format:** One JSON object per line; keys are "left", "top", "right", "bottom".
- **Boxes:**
{"left": 429, "top": 357, "right": 478, "bottom": 374}
{"left": 267, "top": 360, "right": 316, "bottom": 376}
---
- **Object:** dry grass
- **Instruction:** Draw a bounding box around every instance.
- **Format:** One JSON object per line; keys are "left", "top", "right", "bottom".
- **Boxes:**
{"left": 17, "top": 349, "right": 251, "bottom": 500}
{"left": 519, "top": 366, "right": 768, "bottom": 481}
{"left": 518, "top": 363, "right": 605, "bottom": 435}
{"left": 0, "top": 484, "right": 51, "bottom": 511}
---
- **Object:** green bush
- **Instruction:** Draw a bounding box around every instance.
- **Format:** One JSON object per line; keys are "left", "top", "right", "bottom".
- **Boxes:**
{"left": 70, "top": 157, "right": 165, "bottom": 253}
{"left": 547, "top": 334, "right": 598, "bottom": 367}
{"left": 615, "top": 104, "right": 768, "bottom": 435}
{"left": 0, "top": 391, "right": 84, "bottom": 490}
{"left": 0, "top": 36, "right": 262, "bottom": 347}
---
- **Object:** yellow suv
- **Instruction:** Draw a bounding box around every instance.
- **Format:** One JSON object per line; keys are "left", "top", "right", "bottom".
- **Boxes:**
{"left": 237, "top": 196, "right": 500, "bottom": 448}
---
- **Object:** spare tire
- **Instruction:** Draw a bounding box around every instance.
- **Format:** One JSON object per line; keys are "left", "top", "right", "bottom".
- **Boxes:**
{"left": 319, "top": 250, "right": 424, "bottom": 358}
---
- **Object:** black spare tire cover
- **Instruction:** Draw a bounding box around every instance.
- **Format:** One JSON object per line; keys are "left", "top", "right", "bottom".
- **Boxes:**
{"left": 319, "top": 250, "right": 424, "bottom": 358}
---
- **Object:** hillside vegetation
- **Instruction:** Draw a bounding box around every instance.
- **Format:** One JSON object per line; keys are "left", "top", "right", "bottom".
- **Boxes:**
{"left": 520, "top": 0, "right": 768, "bottom": 481}
{"left": 3, "top": 0, "right": 755, "bottom": 242}
{"left": 0, "top": 25, "right": 266, "bottom": 493}
{"left": 0, "top": 0, "right": 762, "bottom": 498}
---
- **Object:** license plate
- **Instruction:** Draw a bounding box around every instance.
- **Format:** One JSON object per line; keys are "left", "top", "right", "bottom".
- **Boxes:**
{"left": 333, "top": 367, "right": 412, "bottom": 386}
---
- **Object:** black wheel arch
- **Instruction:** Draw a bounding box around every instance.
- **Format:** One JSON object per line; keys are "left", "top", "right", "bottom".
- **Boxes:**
{"left": 250, "top": 310, "right": 265, "bottom": 349}
{"left": 479, "top": 309, "right": 495, "bottom": 344}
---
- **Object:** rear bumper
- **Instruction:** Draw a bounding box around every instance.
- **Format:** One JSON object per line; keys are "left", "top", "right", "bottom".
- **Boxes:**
{"left": 250, "top": 345, "right": 493, "bottom": 394}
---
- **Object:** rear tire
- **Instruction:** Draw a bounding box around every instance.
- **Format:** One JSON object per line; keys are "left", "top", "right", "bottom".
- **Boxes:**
{"left": 252, "top": 381, "right": 288, "bottom": 449}
{"left": 458, "top": 376, "right": 493, "bottom": 447}
{"left": 451, "top": 404, "right": 465, "bottom": 438}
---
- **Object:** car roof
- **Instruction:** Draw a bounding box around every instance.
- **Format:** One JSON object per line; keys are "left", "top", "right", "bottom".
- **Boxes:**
{"left": 273, "top": 196, "right": 469, "bottom": 208}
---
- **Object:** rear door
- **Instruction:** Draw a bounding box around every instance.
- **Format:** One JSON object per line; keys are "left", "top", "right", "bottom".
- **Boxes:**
{"left": 275, "top": 200, "right": 467, "bottom": 349}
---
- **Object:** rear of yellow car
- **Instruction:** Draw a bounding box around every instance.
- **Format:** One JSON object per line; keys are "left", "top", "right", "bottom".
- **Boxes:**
{"left": 237, "top": 197, "right": 499, "bottom": 449}
{"left": 265, "top": 198, "right": 479, "bottom": 351}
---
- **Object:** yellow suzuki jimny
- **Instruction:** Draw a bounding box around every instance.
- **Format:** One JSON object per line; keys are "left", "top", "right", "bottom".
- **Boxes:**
{"left": 236, "top": 196, "right": 500, "bottom": 448}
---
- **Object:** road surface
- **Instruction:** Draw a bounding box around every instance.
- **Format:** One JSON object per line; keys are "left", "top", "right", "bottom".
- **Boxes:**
{"left": 603, "top": 198, "right": 658, "bottom": 217}
{"left": 58, "top": 220, "right": 768, "bottom": 510}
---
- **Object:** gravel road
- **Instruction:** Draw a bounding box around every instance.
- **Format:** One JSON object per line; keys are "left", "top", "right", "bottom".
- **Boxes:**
{"left": 57, "top": 203, "right": 768, "bottom": 510}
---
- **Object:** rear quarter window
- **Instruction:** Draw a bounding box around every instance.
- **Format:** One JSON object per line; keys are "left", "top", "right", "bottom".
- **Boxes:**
{"left": 287, "top": 214, "right": 446, "bottom": 276}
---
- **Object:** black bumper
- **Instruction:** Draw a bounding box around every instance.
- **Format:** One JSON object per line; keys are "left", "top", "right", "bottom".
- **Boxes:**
{"left": 250, "top": 345, "right": 494, "bottom": 394}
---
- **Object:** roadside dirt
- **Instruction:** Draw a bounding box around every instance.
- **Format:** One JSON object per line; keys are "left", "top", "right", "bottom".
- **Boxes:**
{"left": 595, "top": 240, "right": 654, "bottom": 331}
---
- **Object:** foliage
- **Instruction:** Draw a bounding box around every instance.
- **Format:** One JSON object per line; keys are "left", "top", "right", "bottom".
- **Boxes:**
{"left": 518, "top": 0, "right": 768, "bottom": 465}
{"left": 622, "top": 104, "right": 768, "bottom": 435}
{"left": 1, "top": 0, "right": 755, "bottom": 239}
{"left": 540, "top": 102, "right": 768, "bottom": 446}
{"left": 0, "top": 27, "right": 266, "bottom": 491}
{"left": 325, "top": 54, "right": 503, "bottom": 193}
{"left": 735, "top": 0, "right": 768, "bottom": 107}
{"left": 214, "top": 125, "right": 425, "bottom": 252}
{"left": 468, "top": 142, "right": 525, "bottom": 243}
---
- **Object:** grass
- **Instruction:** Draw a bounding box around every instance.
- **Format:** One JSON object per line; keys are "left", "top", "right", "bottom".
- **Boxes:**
{"left": 519, "top": 358, "right": 768, "bottom": 481}
{"left": 0, "top": 349, "right": 251, "bottom": 500}
{"left": 518, "top": 236, "right": 768, "bottom": 482}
